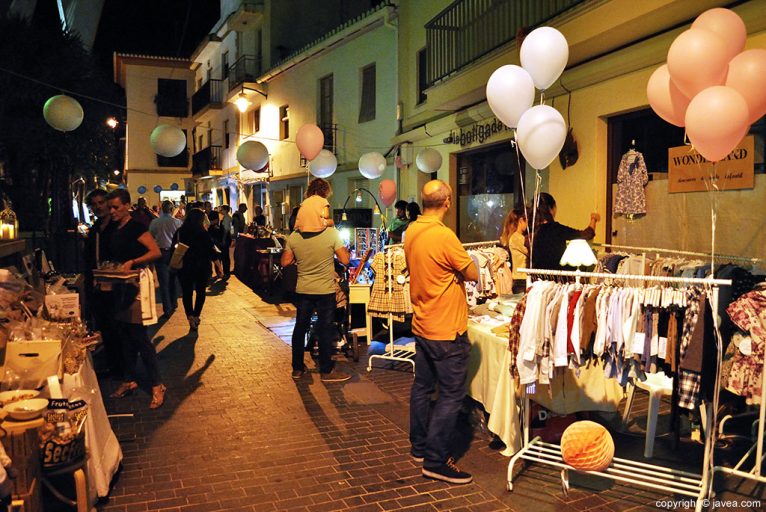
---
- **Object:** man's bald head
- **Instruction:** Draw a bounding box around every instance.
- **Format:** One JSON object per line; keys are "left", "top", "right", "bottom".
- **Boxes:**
{"left": 421, "top": 180, "right": 452, "bottom": 210}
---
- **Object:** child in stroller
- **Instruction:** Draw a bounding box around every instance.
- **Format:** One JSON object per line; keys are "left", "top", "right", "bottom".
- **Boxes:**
{"left": 306, "top": 261, "right": 359, "bottom": 361}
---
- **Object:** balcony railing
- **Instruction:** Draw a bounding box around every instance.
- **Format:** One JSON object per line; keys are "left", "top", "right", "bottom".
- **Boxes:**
{"left": 425, "top": 0, "right": 584, "bottom": 86}
{"left": 228, "top": 55, "right": 262, "bottom": 91}
{"left": 191, "top": 79, "right": 224, "bottom": 116}
{"left": 192, "top": 145, "right": 223, "bottom": 177}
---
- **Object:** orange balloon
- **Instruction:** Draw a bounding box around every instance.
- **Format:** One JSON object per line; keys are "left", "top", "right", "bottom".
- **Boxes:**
{"left": 667, "top": 29, "right": 729, "bottom": 99}
{"left": 295, "top": 124, "right": 324, "bottom": 161}
{"left": 646, "top": 65, "right": 690, "bottom": 127}
{"left": 685, "top": 86, "right": 749, "bottom": 163}
{"left": 691, "top": 8, "right": 746, "bottom": 62}
{"left": 378, "top": 179, "right": 397, "bottom": 207}
{"left": 726, "top": 49, "right": 766, "bottom": 124}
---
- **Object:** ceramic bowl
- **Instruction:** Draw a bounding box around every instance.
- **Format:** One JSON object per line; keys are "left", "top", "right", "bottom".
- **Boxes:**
{"left": 4, "top": 398, "right": 49, "bottom": 421}
{"left": 0, "top": 390, "right": 40, "bottom": 407}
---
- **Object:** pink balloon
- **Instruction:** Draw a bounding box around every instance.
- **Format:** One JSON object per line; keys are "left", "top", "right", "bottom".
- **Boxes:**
{"left": 378, "top": 179, "right": 397, "bottom": 207}
{"left": 646, "top": 65, "right": 691, "bottom": 127}
{"left": 685, "top": 86, "right": 749, "bottom": 162}
{"left": 691, "top": 8, "right": 746, "bottom": 62}
{"left": 726, "top": 49, "right": 766, "bottom": 124}
{"left": 295, "top": 124, "right": 324, "bottom": 161}
{"left": 667, "top": 29, "right": 729, "bottom": 99}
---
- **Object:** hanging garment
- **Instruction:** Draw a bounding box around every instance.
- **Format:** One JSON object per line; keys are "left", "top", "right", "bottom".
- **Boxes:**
{"left": 725, "top": 289, "right": 766, "bottom": 404}
{"left": 614, "top": 150, "right": 649, "bottom": 215}
{"left": 368, "top": 250, "right": 410, "bottom": 322}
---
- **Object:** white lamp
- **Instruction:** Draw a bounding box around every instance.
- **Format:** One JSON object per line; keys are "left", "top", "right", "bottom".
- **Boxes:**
{"left": 560, "top": 239, "right": 597, "bottom": 267}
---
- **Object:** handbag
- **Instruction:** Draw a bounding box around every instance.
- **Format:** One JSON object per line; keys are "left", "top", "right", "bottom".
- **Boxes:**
{"left": 169, "top": 242, "right": 188, "bottom": 270}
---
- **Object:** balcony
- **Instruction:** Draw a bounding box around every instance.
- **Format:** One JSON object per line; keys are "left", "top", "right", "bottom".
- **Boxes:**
{"left": 191, "top": 79, "right": 224, "bottom": 117}
{"left": 228, "top": 55, "right": 262, "bottom": 91}
{"left": 425, "top": 0, "right": 584, "bottom": 87}
{"left": 192, "top": 145, "right": 223, "bottom": 177}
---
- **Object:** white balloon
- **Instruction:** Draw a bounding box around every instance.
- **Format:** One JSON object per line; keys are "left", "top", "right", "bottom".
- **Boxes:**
{"left": 486, "top": 65, "right": 535, "bottom": 128}
{"left": 415, "top": 148, "right": 442, "bottom": 174}
{"left": 358, "top": 152, "right": 387, "bottom": 179}
{"left": 150, "top": 124, "right": 187, "bottom": 158}
{"left": 520, "top": 27, "right": 569, "bottom": 90}
{"left": 237, "top": 140, "right": 269, "bottom": 170}
{"left": 309, "top": 149, "right": 338, "bottom": 178}
{"left": 43, "top": 95, "right": 84, "bottom": 132}
{"left": 516, "top": 105, "right": 567, "bottom": 170}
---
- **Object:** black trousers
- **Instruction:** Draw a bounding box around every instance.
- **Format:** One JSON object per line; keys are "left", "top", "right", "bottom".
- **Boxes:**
{"left": 291, "top": 293, "right": 335, "bottom": 373}
{"left": 91, "top": 289, "right": 123, "bottom": 377}
{"left": 221, "top": 244, "right": 231, "bottom": 276}
{"left": 114, "top": 321, "right": 162, "bottom": 386}
{"left": 179, "top": 270, "right": 209, "bottom": 317}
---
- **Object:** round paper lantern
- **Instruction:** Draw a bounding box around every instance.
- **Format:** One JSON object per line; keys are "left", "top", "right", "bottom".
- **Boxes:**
{"left": 378, "top": 179, "right": 397, "bottom": 207}
{"left": 520, "top": 27, "right": 569, "bottom": 90}
{"left": 516, "top": 105, "right": 567, "bottom": 170}
{"left": 309, "top": 149, "right": 337, "bottom": 178}
{"left": 358, "top": 152, "right": 387, "bottom": 179}
{"left": 153, "top": 185, "right": 162, "bottom": 193}
{"left": 415, "top": 148, "right": 442, "bottom": 174}
{"left": 685, "top": 86, "right": 750, "bottom": 163}
{"left": 170, "top": 183, "right": 179, "bottom": 191}
{"left": 137, "top": 186, "right": 147, "bottom": 194}
{"left": 486, "top": 65, "right": 535, "bottom": 128}
{"left": 237, "top": 140, "right": 269, "bottom": 170}
{"left": 560, "top": 421, "right": 614, "bottom": 472}
{"left": 150, "top": 124, "right": 187, "bottom": 158}
{"left": 296, "top": 124, "right": 324, "bottom": 161}
{"left": 43, "top": 95, "right": 84, "bottom": 132}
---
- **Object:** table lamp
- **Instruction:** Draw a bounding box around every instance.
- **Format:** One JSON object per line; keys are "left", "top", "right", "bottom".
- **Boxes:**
{"left": 560, "top": 239, "right": 596, "bottom": 285}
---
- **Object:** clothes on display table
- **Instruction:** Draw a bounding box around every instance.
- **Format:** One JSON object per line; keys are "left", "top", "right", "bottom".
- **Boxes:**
{"left": 724, "top": 284, "right": 766, "bottom": 404}
{"left": 614, "top": 149, "right": 648, "bottom": 216}
{"left": 368, "top": 249, "right": 411, "bottom": 322}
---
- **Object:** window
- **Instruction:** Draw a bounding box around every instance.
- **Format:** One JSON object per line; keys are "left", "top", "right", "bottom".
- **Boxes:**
{"left": 156, "top": 79, "right": 188, "bottom": 117}
{"left": 198, "top": 135, "right": 204, "bottom": 152}
{"left": 206, "top": 63, "right": 211, "bottom": 82}
{"left": 223, "top": 119, "right": 230, "bottom": 149}
{"left": 157, "top": 129, "right": 189, "bottom": 167}
{"left": 247, "top": 108, "right": 261, "bottom": 134}
{"left": 319, "top": 75, "right": 334, "bottom": 149}
{"left": 207, "top": 126, "right": 213, "bottom": 146}
{"left": 196, "top": 77, "right": 202, "bottom": 90}
{"left": 279, "top": 105, "right": 289, "bottom": 140}
{"left": 222, "top": 51, "right": 229, "bottom": 80}
{"left": 359, "top": 64, "right": 376, "bottom": 123}
{"left": 417, "top": 48, "right": 427, "bottom": 105}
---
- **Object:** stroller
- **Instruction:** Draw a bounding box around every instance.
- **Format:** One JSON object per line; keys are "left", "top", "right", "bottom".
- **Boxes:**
{"left": 306, "top": 262, "right": 359, "bottom": 362}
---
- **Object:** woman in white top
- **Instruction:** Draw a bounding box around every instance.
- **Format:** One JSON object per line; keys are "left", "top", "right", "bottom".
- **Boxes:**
{"left": 499, "top": 207, "right": 528, "bottom": 293}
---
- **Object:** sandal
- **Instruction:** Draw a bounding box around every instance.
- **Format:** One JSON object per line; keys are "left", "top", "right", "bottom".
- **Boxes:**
{"left": 110, "top": 381, "right": 138, "bottom": 399}
{"left": 149, "top": 384, "right": 167, "bottom": 409}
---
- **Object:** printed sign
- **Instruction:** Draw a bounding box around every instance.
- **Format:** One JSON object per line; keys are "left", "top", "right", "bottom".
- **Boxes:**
{"left": 668, "top": 136, "right": 754, "bottom": 193}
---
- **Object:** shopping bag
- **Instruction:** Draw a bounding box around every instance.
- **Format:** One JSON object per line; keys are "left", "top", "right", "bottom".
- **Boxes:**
{"left": 3, "top": 340, "right": 63, "bottom": 389}
{"left": 169, "top": 242, "right": 188, "bottom": 270}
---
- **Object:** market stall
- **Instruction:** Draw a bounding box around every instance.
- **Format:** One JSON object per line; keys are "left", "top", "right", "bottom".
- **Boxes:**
{"left": 233, "top": 233, "right": 280, "bottom": 292}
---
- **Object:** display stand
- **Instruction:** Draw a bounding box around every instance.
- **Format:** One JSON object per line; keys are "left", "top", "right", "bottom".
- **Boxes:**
{"left": 507, "top": 267, "right": 731, "bottom": 512}
{"left": 593, "top": 242, "right": 765, "bottom": 267}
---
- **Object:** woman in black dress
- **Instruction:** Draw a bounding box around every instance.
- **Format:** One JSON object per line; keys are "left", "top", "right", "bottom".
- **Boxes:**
{"left": 105, "top": 189, "right": 166, "bottom": 409}
{"left": 175, "top": 209, "right": 215, "bottom": 330}
{"left": 531, "top": 193, "right": 600, "bottom": 270}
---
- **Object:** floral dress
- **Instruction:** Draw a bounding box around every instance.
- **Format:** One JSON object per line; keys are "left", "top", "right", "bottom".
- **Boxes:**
{"left": 726, "top": 289, "right": 766, "bottom": 405}
{"left": 614, "top": 151, "right": 649, "bottom": 215}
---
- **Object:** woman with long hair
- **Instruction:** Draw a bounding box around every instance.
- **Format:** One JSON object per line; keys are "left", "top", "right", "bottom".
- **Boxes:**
{"left": 499, "top": 207, "right": 528, "bottom": 293}
{"left": 175, "top": 208, "right": 216, "bottom": 330}
{"left": 531, "top": 193, "right": 599, "bottom": 270}
{"left": 407, "top": 202, "right": 421, "bottom": 223}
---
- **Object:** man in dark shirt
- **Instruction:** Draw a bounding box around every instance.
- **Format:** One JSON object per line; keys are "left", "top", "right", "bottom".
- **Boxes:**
{"left": 232, "top": 203, "right": 248, "bottom": 237}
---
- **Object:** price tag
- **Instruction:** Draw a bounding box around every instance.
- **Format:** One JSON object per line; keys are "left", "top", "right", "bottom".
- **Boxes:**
{"left": 658, "top": 337, "right": 668, "bottom": 359}
{"left": 632, "top": 332, "right": 645, "bottom": 354}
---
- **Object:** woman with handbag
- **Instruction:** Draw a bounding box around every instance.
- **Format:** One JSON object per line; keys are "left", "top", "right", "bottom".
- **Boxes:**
{"left": 174, "top": 208, "right": 215, "bottom": 330}
{"left": 105, "top": 189, "right": 166, "bottom": 409}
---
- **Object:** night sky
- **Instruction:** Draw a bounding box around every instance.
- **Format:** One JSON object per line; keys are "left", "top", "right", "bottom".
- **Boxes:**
{"left": 93, "top": 0, "right": 219, "bottom": 67}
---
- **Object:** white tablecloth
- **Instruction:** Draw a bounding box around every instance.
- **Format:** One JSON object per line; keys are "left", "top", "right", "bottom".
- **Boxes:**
{"left": 62, "top": 354, "right": 122, "bottom": 506}
{"left": 466, "top": 322, "right": 624, "bottom": 456}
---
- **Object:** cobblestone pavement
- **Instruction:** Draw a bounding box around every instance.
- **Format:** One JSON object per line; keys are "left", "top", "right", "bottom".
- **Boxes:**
{"left": 86, "top": 278, "right": 762, "bottom": 512}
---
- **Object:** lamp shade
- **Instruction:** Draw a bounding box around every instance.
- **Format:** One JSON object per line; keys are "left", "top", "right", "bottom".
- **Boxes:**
{"left": 560, "top": 239, "right": 597, "bottom": 267}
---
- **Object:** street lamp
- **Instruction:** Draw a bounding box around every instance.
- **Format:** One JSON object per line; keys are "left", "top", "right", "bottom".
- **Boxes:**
{"left": 341, "top": 187, "right": 382, "bottom": 222}
{"left": 234, "top": 93, "right": 251, "bottom": 113}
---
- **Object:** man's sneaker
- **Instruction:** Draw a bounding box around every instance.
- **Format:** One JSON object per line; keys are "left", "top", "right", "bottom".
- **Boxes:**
{"left": 291, "top": 368, "right": 305, "bottom": 380}
{"left": 320, "top": 370, "right": 352, "bottom": 383}
{"left": 422, "top": 457, "right": 472, "bottom": 484}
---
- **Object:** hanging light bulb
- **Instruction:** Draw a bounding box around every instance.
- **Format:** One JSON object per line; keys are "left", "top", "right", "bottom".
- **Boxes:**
{"left": 235, "top": 93, "right": 251, "bottom": 113}
{"left": 341, "top": 211, "right": 348, "bottom": 221}
{"left": 373, "top": 204, "right": 380, "bottom": 215}
{"left": 355, "top": 190, "right": 363, "bottom": 203}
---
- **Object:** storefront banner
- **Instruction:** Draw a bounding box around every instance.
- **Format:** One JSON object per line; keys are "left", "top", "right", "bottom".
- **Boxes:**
{"left": 443, "top": 117, "right": 511, "bottom": 147}
{"left": 668, "top": 136, "right": 754, "bottom": 193}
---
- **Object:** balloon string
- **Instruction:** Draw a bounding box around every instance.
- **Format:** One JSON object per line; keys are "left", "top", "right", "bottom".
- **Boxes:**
{"left": 511, "top": 130, "right": 533, "bottom": 247}
{"left": 528, "top": 170, "right": 543, "bottom": 269}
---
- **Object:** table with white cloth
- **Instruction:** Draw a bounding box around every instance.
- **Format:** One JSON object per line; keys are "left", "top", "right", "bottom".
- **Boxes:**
{"left": 61, "top": 354, "right": 122, "bottom": 506}
{"left": 466, "top": 321, "right": 624, "bottom": 456}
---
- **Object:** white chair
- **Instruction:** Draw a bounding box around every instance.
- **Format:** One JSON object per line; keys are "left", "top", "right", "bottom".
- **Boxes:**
{"left": 622, "top": 372, "right": 674, "bottom": 458}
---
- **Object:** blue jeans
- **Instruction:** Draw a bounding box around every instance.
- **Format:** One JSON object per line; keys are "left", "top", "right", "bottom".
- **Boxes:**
{"left": 410, "top": 333, "right": 470, "bottom": 467}
{"left": 156, "top": 252, "right": 177, "bottom": 314}
{"left": 291, "top": 293, "right": 336, "bottom": 373}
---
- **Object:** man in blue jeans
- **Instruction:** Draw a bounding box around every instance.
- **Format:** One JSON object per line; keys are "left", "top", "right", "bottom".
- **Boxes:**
{"left": 404, "top": 180, "right": 478, "bottom": 484}
{"left": 149, "top": 201, "right": 182, "bottom": 316}
{"left": 281, "top": 208, "right": 351, "bottom": 382}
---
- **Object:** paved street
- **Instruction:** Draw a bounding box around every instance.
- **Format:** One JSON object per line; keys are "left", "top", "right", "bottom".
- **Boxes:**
{"left": 77, "top": 277, "right": 762, "bottom": 512}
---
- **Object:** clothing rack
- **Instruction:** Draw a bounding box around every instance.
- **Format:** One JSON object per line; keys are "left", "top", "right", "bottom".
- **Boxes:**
{"left": 507, "top": 267, "right": 731, "bottom": 512}
{"left": 593, "top": 242, "right": 765, "bottom": 265}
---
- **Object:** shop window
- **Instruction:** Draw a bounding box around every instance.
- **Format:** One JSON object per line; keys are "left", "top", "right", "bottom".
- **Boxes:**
{"left": 358, "top": 64, "right": 376, "bottom": 123}
{"left": 456, "top": 143, "right": 523, "bottom": 242}
{"left": 416, "top": 48, "right": 427, "bottom": 105}
{"left": 279, "top": 105, "right": 289, "bottom": 140}
{"left": 156, "top": 79, "right": 187, "bottom": 117}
